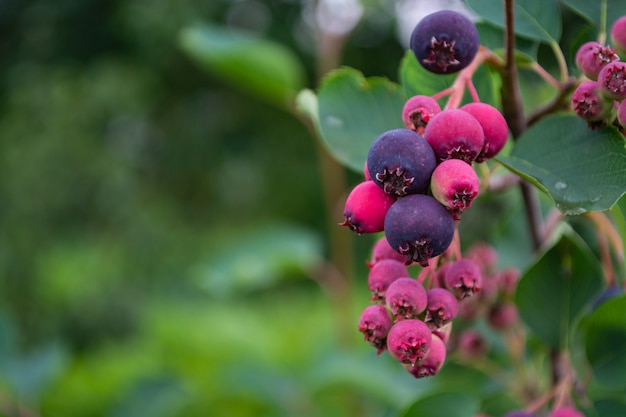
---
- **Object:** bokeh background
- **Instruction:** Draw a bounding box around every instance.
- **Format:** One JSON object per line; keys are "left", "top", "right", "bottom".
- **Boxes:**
{"left": 0, "top": 1, "right": 531, "bottom": 416}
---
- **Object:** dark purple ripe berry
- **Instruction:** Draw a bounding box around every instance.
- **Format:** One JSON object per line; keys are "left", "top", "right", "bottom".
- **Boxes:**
{"left": 423, "top": 109, "right": 485, "bottom": 163}
{"left": 444, "top": 258, "right": 482, "bottom": 299}
{"left": 597, "top": 61, "right": 626, "bottom": 99}
{"left": 385, "top": 277, "right": 428, "bottom": 321}
{"left": 367, "top": 128, "right": 437, "bottom": 197}
{"left": 339, "top": 180, "right": 396, "bottom": 234}
{"left": 460, "top": 102, "right": 509, "bottom": 162}
{"left": 410, "top": 10, "right": 480, "bottom": 74}
{"left": 384, "top": 194, "right": 455, "bottom": 267}
{"left": 386, "top": 319, "right": 432, "bottom": 365}
{"left": 358, "top": 304, "right": 393, "bottom": 355}
{"left": 402, "top": 95, "right": 442, "bottom": 134}
{"left": 404, "top": 333, "right": 447, "bottom": 378}
{"left": 424, "top": 287, "right": 458, "bottom": 329}
{"left": 367, "top": 259, "right": 409, "bottom": 301}
{"left": 571, "top": 81, "right": 615, "bottom": 123}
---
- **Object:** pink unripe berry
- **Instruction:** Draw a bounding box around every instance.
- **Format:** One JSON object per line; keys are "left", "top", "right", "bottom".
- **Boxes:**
{"left": 460, "top": 102, "right": 509, "bottom": 161}
{"left": 424, "top": 287, "right": 459, "bottom": 329}
{"left": 611, "top": 16, "right": 626, "bottom": 55}
{"left": 487, "top": 302, "right": 519, "bottom": 330}
{"left": 457, "top": 329, "right": 488, "bottom": 359}
{"left": 367, "top": 235, "right": 407, "bottom": 267}
{"left": 402, "top": 95, "right": 442, "bottom": 134}
{"left": 386, "top": 319, "right": 432, "bottom": 365}
{"left": 445, "top": 258, "right": 483, "bottom": 299}
{"left": 570, "top": 81, "right": 614, "bottom": 122}
{"left": 496, "top": 267, "right": 521, "bottom": 296}
{"left": 597, "top": 61, "right": 626, "bottom": 99}
{"left": 385, "top": 277, "right": 428, "bottom": 320}
{"left": 358, "top": 304, "right": 393, "bottom": 355}
{"left": 548, "top": 406, "right": 585, "bottom": 417}
{"left": 340, "top": 180, "right": 396, "bottom": 234}
{"left": 430, "top": 159, "right": 480, "bottom": 220}
{"left": 404, "top": 333, "right": 447, "bottom": 378}
{"left": 367, "top": 259, "right": 409, "bottom": 301}
{"left": 575, "top": 41, "right": 619, "bottom": 80}
{"left": 465, "top": 242, "right": 498, "bottom": 276}
{"left": 423, "top": 109, "right": 485, "bottom": 163}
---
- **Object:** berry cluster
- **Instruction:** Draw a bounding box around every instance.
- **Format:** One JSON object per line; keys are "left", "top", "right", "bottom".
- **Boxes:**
{"left": 571, "top": 16, "right": 626, "bottom": 128}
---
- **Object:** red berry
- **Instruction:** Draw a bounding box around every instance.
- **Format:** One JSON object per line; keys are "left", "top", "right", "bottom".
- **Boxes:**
{"left": 460, "top": 102, "right": 509, "bottom": 162}
{"left": 339, "top": 180, "right": 396, "bottom": 234}
{"left": 358, "top": 304, "right": 393, "bottom": 355}
{"left": 430, "top": 159, "right": 480, "bottom": 220}
{"left": 386, "top": 319, "right": 432, "bottom": 365}
{"left": 367, "top": 259, "right": 409, "bottom": 301}
{"left": 423, "top": 109, "right": 485, "bottom": 163}
{"left": 424, "top": 287, "right": 459, "bottom": 329}
{"left": 404, "top": 333, "right": 447, "bottom": 378}
{"left": 597, "top": 61, "right": 626, "bottom": 99}
{"left": 402, "top": 95, "right": 441, "bottom": 134}
{"left": 570, "top": 81, "right": 614, "bottom": 122}
{"left": 385, "top": 277, "right": 428, "bottom": 321}
{"left": 445, "top": 258, "right": 483, "bottom": 299}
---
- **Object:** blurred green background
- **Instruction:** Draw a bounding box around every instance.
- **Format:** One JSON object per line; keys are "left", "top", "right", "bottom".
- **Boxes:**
{"left": 0, "top": 1, "right": 530, "bottom": 416}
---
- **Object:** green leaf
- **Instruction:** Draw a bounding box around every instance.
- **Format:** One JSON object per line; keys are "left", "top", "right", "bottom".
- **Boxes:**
{"left": 594, "top": 397, "right": 626, "bottom": 417}
{"left": 498, "top": 114, "right": 626, "bottom": 215}
{"left": 179, "top": 25, "right": 305, "bottom": 109}
{"left": 562, "top": 0, "right": 626, "bottom": 32}
{"left": 316, "top": 67, "right": 405, "bottom": 172}
{"left": 612, "top": 195, "right": 626, "bottom": 267}
{"left": 399, "top": 391, "right": 480, "bottom": 417}
{"left": 467, "top": 0, "right": 562, "bottom": 43}
{"left": 585, "top": 295, "right": 626, "bottom": 390}
{"left": 515, "top": 232, "right": 604, "bottom": 349}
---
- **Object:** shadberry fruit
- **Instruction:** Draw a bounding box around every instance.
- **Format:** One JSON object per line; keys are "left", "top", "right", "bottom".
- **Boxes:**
{"left": 358, "top": 304, "right": 393, "bottom": 355}
{"left": 385, "top": 277, "right": 428, "bottom": 321}
{"left": 611, "top": 16, "right": 626, "bottom": 55}
{"left": 386, "top": 319, "right": 432, "bottom": 365}
{"left": 367, "top": 128, "right": 437, "bottom": 197}
{"left": 465, "top": 242, "right": 498, "bottom": 276}
{"left": 404, "top": 333, "right": 446, "bottom": 378}
{"left": 570, "top": 81, "right": 614, "bottom": 123}
{"left": 367, "top": 259, "right": 409, "bottom": 301}
{"left": 367, "top": 235, "right": 407, "bottom": 267}
{"left": 402, "top": 95, "right": 441, "bottom": 134}
{"left": 460, "top": 102, "right": 509, "bottom": 161}
{"left": 575, "top": 41, "right": 619, "bottom": 80}
{"left": 423, "top": 109, "right": 485, "bottom": 163}
{"left": 487, "top": 302, "right": 519, "bottom": 330}
{"left": 424, "top": 287, "right": 459, "bottom": 329}
{"left": 457, "top": 329, "right": 488, "bottom": 359}
{"left": 430, "top": 159, "right": 480, "bottom": 220}
{"left": 548, "top": 407, "right": 585, "bottom": 417}
{"left": 340, "top": 180, "right": 396, "bottom": 234}
{"left": 384, "top": 194, "right": 455, "bottom": 267}
{"left": 445, "top": 258, "right": 483, "bottom": 299}
{"left": 597, "top": 61, "right": 626, "bottom": 99}
{"left": 410, "top": 10, "right": 479, "bottom": 75}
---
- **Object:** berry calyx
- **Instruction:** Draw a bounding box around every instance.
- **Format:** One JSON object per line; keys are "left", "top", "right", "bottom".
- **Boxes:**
{"left": 386, "top": 319, "right": 432, "bottom": 365}
{"left": 339, "top": 180, "right": 396, "bottom": 234}
{"left": 402, "top": 95, "right": 442, "bottom": 134}
{"left": 404, "top": 333, "right": 447, "bottom": 378}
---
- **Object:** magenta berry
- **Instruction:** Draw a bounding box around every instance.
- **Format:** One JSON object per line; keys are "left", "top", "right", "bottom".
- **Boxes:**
{"left": 367, "top": 235, "right": 407, "bottom": 267}
{"left": 597, "top": 61, "right": 626, "bottom": 99}
{"left": 570, "top": 81, "right": 614, "bottom": 122}
{"left": 548, "top": 407, "right": 585, "bottom": 417}
{"left": 424, "top": 287, "right": 459, "bottom": 329}
{"left": 460, "top": 102, "right": 509, "bottom": 161}
{"left": 611, "top": 16, "right": 626, "bottom": 55}
{"left": 504, "top": 412, "right": 537, "bottom": 417}
{"left": 384, "top": 194, "right": 455, "bottom": 267}
{"left": 402, "top": 95, "right": 441, "bottom": 134}
{"left": 445, "top": 258, "right": 483, "bottom": 299}
{"left": 465, "top": 241, "right": 499, "bottom": 276}
{"left": 457, "top": 329, "right": 488, "bottom": 359}
{"left": 496, "top": 267, "right": 521, "bottom": 296}
{"left": 339, "top": 180, "right": 396, "bottom": 234}
{"left": 487, "top": 302, "right": 519, "bottom": 330}
{"left": 575, "top": 41, "right": 619, "bottom": 80}
{"left": 410, "top": 10, "right": 480, "bottom": 75}
{"left": 367, "top": 259, "right": 409, "bottom": 301}
{"left": 423, "top": 109, "right": 485, "bottom": 163}
{"left": 430, "top": 159, "right": 480, "bottom": 220}
{"left": 386, "top": 319, "right": 432, "bottom": 365}
{"left": 404, "top": 333, "right": 446, "bottom": 378}
{"left": 358, "top": 304, "right": 393, "bottom": 355}
{"left": 385, "top": 277, "right": 428, "bottom": 320}
{"left": 367, "top": 128, "right": 437, "bottom": 197}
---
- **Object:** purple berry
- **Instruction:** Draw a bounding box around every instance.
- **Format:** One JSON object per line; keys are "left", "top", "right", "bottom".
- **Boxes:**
{"left": 548, "top": 406, "right": 585, "bottom": 417}
{"left": 611, "top": 16, "right": 626, "bottom": 55}
{"left": 384, "top": 194, "right": 455, "bottom": 267}
{"left": 445, "top": 258, "right": 483, "bottom": 299}
{"left": 402, "top": 95, "right": 442, "bottom": 134}
{"left": 386, "top": 319, "right": 432, "bottom": 365}
{"left": 358, "top": 304, "right": 393, "bottom": 355}
{"left": 410, "top": 10, "right": 480, "bottom": 75}
{"left": 597, "top": 61, "right": 626, "bottom": 99}
{"left": 367, "top": 128, "right": 437, "bottom": 197}
{"left": 575, "top": 41, "right": 619, "bottom": 80}
{"left": 423, "top": 109, "right": 485, "bottom": 163}
{"left": 367, "top": 259, "right": 409, "bottom": 301}
{"left": 430, "top": 159, "right": 480, "bottom": 220}
{"left": 404, "top": 333, "right": 447, "bottom": 378}
{"left": 570, "top": 81, "right": 614, "bottom": 122}
{"left": 460, "top": 102, "right": 509, "bottom": 162}
{"left": 424, "top": 287, "right": 459, "bottom": 329}
{"left": 385, "top": 277, "right": 428, "bottom": 320}
{"left": 339, "top": 180, "right": 396, "bottom": 234}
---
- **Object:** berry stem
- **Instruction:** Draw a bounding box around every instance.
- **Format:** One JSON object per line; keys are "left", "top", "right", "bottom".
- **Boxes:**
{"left": 444, "top": 46, "right": 494, "bottom": 109}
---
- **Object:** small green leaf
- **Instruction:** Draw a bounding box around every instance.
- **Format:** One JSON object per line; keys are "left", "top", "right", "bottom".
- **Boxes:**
{"left": 515, "top": 232, "right": 604, "bottom": 349}
{"left": 585, "top": 295, "right": 626, "bottom": 390}
{"left": 562, "top": 0, "right": 626, "bottom": 32}
{"left": 179, "top": 25, "right": 305, "bottom": 109}
{"left": 400, "top": 391, "right": 480, "bottom": 417}
{"left": 498, "top": 114, "right": 626, "bottom": 215}
{"left": 467, "top": 0, "right": 562, "bottom": 43}
{"left": 316, "top": 67, "right": 405, "bottom": 172}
